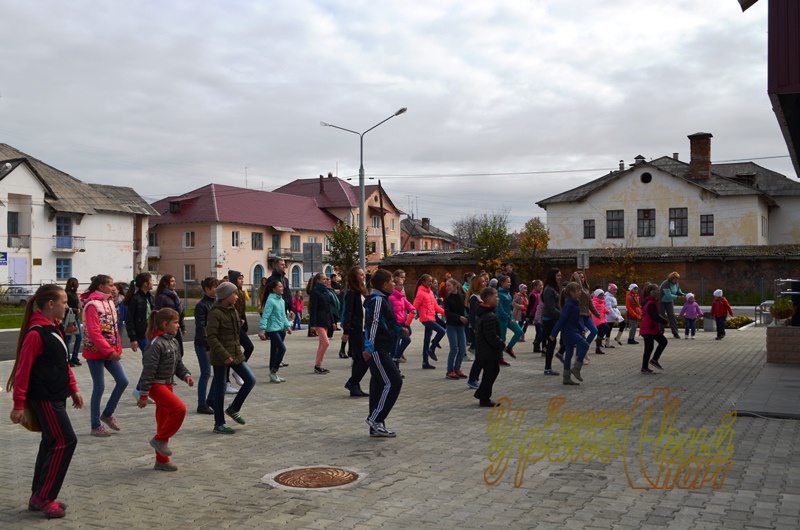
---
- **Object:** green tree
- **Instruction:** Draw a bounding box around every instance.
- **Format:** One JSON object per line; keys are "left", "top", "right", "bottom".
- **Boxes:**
{"left": 326, "top": 221, "right": 372, "bottom": 287}
{"left": 469, "top": 210, "right": 511, "bottom": 271}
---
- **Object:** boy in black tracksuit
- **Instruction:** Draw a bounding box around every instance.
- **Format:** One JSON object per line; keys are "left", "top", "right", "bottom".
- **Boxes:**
{"left": 363, "top": 270, "right": 408, "bottom": 437}
{"left": 473, "top": 287, "right": 505, "bottom": 407}
{"left": 475, "top": 287, "right": 506, "bottom": 407}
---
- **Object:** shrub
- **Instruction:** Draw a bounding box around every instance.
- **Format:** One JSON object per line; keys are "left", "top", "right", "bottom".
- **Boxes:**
{"left": 725, "top": 316, "right": 754, "bottom": 329}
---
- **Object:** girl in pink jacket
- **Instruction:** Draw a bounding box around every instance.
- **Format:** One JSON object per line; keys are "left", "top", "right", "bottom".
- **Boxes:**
{"left": 591, "top": 289, "right": 611, "bottom": 354}
{"left": 413, "top": 274, "right": 445, "bottom": 369}
{"left": 389, "top": 281, "right": 416, "bottom": 367}
{"left": 82, "top": 275, "right": 128, "bottom": 437}
{"left": 678, "top": 293, "right": 703, "bottom": 339}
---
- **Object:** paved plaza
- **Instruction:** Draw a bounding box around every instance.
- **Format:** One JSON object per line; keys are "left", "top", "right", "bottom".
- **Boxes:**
{"left": 2, "top": 322, "right": 799, "bottom": 529}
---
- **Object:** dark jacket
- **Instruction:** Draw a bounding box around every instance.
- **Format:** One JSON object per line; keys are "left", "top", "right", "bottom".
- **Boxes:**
{"left": 193, "top": 294, "right": 215, "bottom": 347}
{"left": 474, "top": 304, "right": 505, "bottom": 363}
{"left": 155, "top": 291, "right": 186, "bottom": 332}
{"left": 341, "top": 288, "right": 365, "bottom": 335}
{"left": 541, "top": 285, "right": 561, "bottom": 320}
{"left": 125, "top": 289, "right": 154, "bottom": 341}
{"left": 443, "top": 292, "right": 467, "bottom": 327}
{"left": 364, "top": 288, "right": 401, "bottom": 353}
{"left": 227, "top": 270, "right": 248, "bottom": 332}
{"left": 468, "top": 293, "right": 481, "bottom": 329}
{"left": 137, "top": 332, "right": 190, "bottom": 396}
{"left": 308, "top": 283, "right": 333, "bottom": 329}
{"left": 206, "top": 301, "right": 243, "bottom": 366}
{"left": 550, "top": 297, "right": 586, "bottom": 340}
{"left": 266, "top": 270, "right": 293, "bottom": 315}
{"left": 24, "top": 319, "right": 71, "bottom": 402}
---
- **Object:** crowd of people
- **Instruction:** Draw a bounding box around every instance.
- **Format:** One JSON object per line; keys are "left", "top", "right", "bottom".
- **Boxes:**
{"left": 7, "top": 257, "right": 736, "bottom": 518}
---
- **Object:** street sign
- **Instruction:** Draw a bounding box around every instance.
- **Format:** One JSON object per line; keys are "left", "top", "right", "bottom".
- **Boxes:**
{"left": 0, "top": 252, "right": 6, "bottom": 266}
{"left": 577, "top": 251, "right": 590, "bottom": 270}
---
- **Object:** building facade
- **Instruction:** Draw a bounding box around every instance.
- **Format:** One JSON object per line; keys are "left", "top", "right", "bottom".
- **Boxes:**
{"left": 401, "top": 217, "right": 459, "bottom": 251}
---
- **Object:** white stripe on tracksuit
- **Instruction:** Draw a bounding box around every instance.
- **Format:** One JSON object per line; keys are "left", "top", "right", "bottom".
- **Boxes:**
{"left": 367, "top": 296, "right": 392, "bottom": 424}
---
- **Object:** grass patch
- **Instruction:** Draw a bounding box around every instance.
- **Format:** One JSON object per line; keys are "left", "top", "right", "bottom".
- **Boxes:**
{"left": 0, "top": 305, "right": 26, "bottom": 329}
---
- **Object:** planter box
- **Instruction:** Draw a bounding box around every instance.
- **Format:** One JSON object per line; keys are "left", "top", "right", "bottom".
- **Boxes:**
{"left": 767, "top": 326, "right": 800, "bottom": 363}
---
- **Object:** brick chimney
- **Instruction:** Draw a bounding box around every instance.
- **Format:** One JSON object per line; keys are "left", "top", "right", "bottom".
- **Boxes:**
{"left": 688, "top": 132, "right": 713, "bottom": 179}
{"left": 421, "top": 217, "right": 430, "bottom": 230}
{"left": 319, "top": 174, "right": 325, "bottom": 193}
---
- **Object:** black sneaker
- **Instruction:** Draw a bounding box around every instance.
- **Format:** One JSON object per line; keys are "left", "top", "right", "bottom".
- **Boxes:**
{"left": 479, "top": 400, "right": 496, "bottom": 407}
{"left": 641, "top": 368, "right": 654, "bottom": 374}
{"left": 649, "top": 360, "right": 663, "bottom": 370}
{"left": 196, "top": 404, "right": 214, "bottom": 415}
{"left": 555, "top": 352, "right": 564, "bottom": 363}
{"left": 314, "top": 365, "right": 330, "bottom": 374}
{"left": 427, "top": 350, "right": 439, "bottom": 362}
{"left": 422, "top": 364, "right": 436, "bottom": 369}
{"left": 627, "top": 340, "right": 639, "bottom": 345}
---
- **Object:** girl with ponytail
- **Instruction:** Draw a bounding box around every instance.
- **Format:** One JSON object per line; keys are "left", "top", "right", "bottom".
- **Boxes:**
{"left": 8, "top": 284, "right": 82, "bottom": 519}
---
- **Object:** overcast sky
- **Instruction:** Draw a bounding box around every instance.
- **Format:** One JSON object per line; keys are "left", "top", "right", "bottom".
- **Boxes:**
{"left": 0, "top": 0, "right": 790, "bottom": 233}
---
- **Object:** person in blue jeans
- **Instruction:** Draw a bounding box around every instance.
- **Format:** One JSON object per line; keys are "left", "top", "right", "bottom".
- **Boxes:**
{"left": 258, "top": 280, "right": 292, "bottom": 383}
{"left": 549, "top": 282, "right": 590, "bottom": 386}
{"left": 413, "top": 274, "right": 445, "bottom": 369}
{"left": 193, "top": 277, "right": 217, "bottom": 414}
{"left": 443, "top": 279, "right": 468, "bottom": 379}
{"left": 64, "top": 278, "right": 83, "bottom": 367}
{"left": 207, "top": 281, "right": 256, "bottom": 434}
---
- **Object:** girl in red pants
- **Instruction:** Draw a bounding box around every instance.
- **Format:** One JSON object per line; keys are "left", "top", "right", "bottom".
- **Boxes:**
{"left": 136, "top": 308, "right": 193, "bottom": 471}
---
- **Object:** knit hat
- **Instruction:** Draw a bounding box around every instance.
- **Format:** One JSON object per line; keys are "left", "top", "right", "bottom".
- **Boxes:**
{"left": 489, "top": 278, "right": 498, "bottom": 287}
{"left": 686, "top": 293, "right": 695, "bottom": 300}
{"left": 519, "top": 284, "right": 527, "bottom": 291}
{"left": 216, "top": 281, "right": 238, "bottom": 300}
{"left": 608, "top": 283, "right": 618, "bottom": 291}
{"left": 713, "top": 289, "right": 723, "bottom": 297}
{"left": 228, "top": 270, "right": 242, "bottom": 284}
{"left": 593, "top": 289, "right": 604, "bottom": 297}
{"left": 628, "top": 283, "right": 638, "bottom": 291}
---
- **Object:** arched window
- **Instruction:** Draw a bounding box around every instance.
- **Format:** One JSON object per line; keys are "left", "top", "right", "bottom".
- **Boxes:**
{"left": 291, "top": 265, "right": 301, "bottom": 289}
{"left": 252, "top": 264, "right": 264, "bottom": 287}
{"left": 324, "top": 265, "right": 333, "bottom": 278}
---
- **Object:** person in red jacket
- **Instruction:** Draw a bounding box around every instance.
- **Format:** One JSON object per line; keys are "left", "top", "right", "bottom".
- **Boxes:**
{"left": 8, "top": 284, "right": 83, "bottom": 519}
{"left": 625, "top": 284, "right": 641, "bottom": 345}
{"left": 710, "top": 289, "right": 734, "bottom": 340}
{"left": 413, "top": 274, "right": 445, "bottom": 369}
{"left": 640, "top": 284, "right": 669, "bottom": 373}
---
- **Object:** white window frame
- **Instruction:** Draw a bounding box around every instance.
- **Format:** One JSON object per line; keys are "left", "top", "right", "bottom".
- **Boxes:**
{"left": 231, "top": 231, "right": 241, "bottom": 248}
{"left": 183, "top": 231, "right": 195, "bottom": 249}
{"left": 183, "top": 264, "right": 195, "bottom": 282}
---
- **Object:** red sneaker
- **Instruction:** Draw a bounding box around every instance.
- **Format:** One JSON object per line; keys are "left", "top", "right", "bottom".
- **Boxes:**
{"left": 456, "top": 370, "right": 468, "bottom": 379}
{"left": 445, "top": 371, "right": 460, "bottom": 380}
{"left": 40, "top": 500, "right": 66, "bottom": 519}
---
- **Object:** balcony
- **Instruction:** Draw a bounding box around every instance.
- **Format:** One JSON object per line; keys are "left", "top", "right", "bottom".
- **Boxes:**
{"left": 52, "top": 236, "right": 86, "bottom": 252}
{"left": 269, "top": 247, "right": 294, "bottom": 258}
{"left": 148, "top": 245, "right": 161, "bottom": 259}
{"left": 7, "top": 235, "right": 31, "bottom": 248}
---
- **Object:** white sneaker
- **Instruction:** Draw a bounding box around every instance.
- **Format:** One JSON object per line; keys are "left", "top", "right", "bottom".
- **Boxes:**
{"left": 269, "top": 373, "right": 281, "bottom": 383}
{"left": 232, "top": 372, "right": 244, "bottom": 386}
{"left": 691, "top": 336, "right": 695, "bottom": 340}
{"left": 277, "top": 374, "right": 286, "bottom": 382}
{"left": 225, "top": 382, "right": 238, "bottom": 394}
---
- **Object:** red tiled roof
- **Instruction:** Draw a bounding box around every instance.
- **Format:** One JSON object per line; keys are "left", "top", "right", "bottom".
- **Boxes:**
{"left": 273, "top": 176, "right": 359, "bottom": 208}
{"left": 149, "top": 184, "right": 339, "bottom": 231}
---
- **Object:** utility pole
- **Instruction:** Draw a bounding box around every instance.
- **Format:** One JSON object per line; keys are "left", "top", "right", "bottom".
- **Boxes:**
{"left": 379, "top": 180, "right": 388, "bottom": 257}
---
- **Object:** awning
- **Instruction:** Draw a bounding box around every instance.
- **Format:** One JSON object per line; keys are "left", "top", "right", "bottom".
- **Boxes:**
{"left": 271, "top": 226, "right": 296, "bottom": 232}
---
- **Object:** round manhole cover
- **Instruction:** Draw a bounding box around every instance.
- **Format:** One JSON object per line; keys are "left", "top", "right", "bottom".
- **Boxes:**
{"left": 273, "top": 467, "right": 359, "bottom": 488}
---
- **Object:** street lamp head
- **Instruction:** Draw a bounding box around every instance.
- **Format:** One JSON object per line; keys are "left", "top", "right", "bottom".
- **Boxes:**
{"left": 320, "top": 121, "right": 331, "bottom": 127}
{"left": 395, "top": 107, "right": 408, "bottom": 116}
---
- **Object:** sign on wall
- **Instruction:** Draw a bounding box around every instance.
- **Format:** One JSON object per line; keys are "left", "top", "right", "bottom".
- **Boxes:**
{"left": 0, "top": 252, "right": 6, "bottom": 266}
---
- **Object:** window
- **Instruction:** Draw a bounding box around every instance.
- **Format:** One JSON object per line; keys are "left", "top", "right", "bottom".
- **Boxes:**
{"left": 168, "top": 201, "right": 180, "bottom": 213}
{"left": 410, "top": 241, "right": 415, "bottom": 250}
{"left": 324, "top": 237, "right": 331, "bottom": 251}
{"left": 148, "top": 232, "right": 158, "bottom": 247}
{"left": 668, "top": 208, "right": 688, "bottom": 237}
{"left": 251, "top": 232, "right": 263, "bottom": 250}
{"left": 424, "top": 241, "right": 429, "bottom": 249}
{"left": 390, "top": 242, "right": 396, "bottom": 254}
{"left": 583, "top": 220, "right": 595, "bottom": 239}
{"left": 324, "top": 265, "right": 333, "bottom": 277}
{"left": 183, "top": 231, "right": 195, "bottom": 248}
{"left": 370, "top": 241, "right": 377, "bottom": 253}
{"left": 147, "top": 264, "right": 159, "bottom": 273}
{"left": 308, "top": 236, "right": 317, "bottom": 243}
{"left": 56, "top": 258, "right": 72, "bottom": 281}
{"left": 291, "top": 265, "right": 301, "bottom": 289}
{"left": 700, "top": 215, "right": 714, "bottom": 236}
{"left": 55, "top": 216, "right": 73, "bottom": 249}
{"left": 637, "top": 209, "right": 656, "bottom": 237}
{"left": 290, "top": 235, "right": 300, "bottom": 251}
{"left": 606, "top": 210, "right": 624, "bottom": 239}
{"left": 183, "top": 264, "right": 195, "bottom": 282}
{"left": 231, "top": 231, "right": 241, "bottom": 247}
{"left": 390, "top": 218, "right": 396, "bottom": 231}
{"left": 8, "top": 211, "right": 19, "bottom": 235}
{"left": 372, "top": 216, "right": 380, "bottom": 229}
{"left": 761, "top": 216, "right": 768, "bottom": 238}
{"left": 272, "top": 234, "right": 281, "bottom": 251}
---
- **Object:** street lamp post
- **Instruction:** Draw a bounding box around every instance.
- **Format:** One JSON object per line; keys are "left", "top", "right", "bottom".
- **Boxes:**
{"left": 321, "top": 107, "right": 407, "bottom": 271}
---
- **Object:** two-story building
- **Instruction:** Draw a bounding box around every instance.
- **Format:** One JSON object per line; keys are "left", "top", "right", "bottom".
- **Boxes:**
{"left": 0, "top": 144, "right": 156, "bottom": 286}
{"left": 274, "top": 173, "right": 403, "bottom": 258}
{"left": 148, "top": 183, "right": 341, "bottom": 290}
{"left": 537, "top": 133, "right": 800, "bottom": 250}
{"left": 401, "top": 217, "right": 459, "bottom": 251}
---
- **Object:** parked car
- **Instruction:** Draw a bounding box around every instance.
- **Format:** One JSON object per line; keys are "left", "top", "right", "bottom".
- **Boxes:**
{"left": 1, "top": 286, "right": 35, "bottom": 307}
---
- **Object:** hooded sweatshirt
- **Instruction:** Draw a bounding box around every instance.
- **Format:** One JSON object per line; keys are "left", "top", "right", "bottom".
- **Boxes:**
{"left": 390, "top": 288, "right": 416, "bottom": 326}
{"left": 591, "top": 295, "right": 610, "bottom": 328}
{"left": 82, "top": 290, "right": 122, "bottom": 360}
